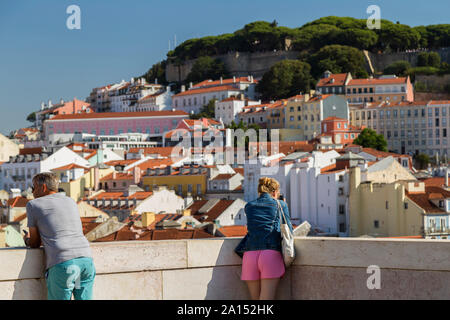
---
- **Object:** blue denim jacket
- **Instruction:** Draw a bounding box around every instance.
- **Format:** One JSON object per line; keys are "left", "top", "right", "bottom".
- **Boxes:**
{"left": 237, "top": 193, "right": 293, "bottom": 254}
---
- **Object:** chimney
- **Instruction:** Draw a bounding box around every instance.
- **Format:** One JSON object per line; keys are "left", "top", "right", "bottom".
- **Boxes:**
{"left": 41, "top": 102, "right": 45, "bottom": 110}
{"left": 155, "top": 78, "right": 158, "bottom": 85}
{"left": 220, "top": 77, "right": 223, "bottom": 84}
{"left": 233, "top": 76, "right": 236, "bottom": 83}
{"left": 112, "top": 171, "right": 117, "bottom": 180}
{"left": 141, "top": 77, "right": 146, "bottom": 84}
{"left": 247, "top": 75, "right": 251, "bottom": 81}
{"left": 133, "top": 166, "right": 141, "bottom": 184}
{"left": 189, "top": 82, "right": 193, "bottom": 89}
{"left": 131, "top": 77, "right": 135, "bottom": 84}
{"left": 94, "top": 167, "right": 100, "bottom": 190}
{"left": 446, "top": 167, "right": 448, "bottom": 188}
{"left": 142, "top": 212, "right": 156, "bottom": 227}
{"left": 48, "top": 100, "right": 52, "bottom": 107}
{"left": 181, "top": 85, "right": 185, "bottom": 92}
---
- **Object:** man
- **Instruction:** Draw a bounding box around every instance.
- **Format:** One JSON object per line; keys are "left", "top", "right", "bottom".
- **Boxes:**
{"left": 24, "top": 172, "right": 95, "bottom": 300}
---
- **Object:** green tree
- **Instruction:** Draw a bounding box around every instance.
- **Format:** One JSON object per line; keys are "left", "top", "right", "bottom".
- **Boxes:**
{"left": 185, "top": 56, "right": 228, "bottom": 85}
{"left": 26, "top": 112, "right": 36, "bottom": 123}
{"left": 256, "top": 60, "right": 314, "bottom": 101}
{"left": 415, "top": 153, "right": 430, "bottom": 170}
{"left": 189, "top": 99, "right": 217, "bottom": 119}
{"left": 383, "top": 60, "right": 411, "bottom": 76}
{"left": 140, "top": 61, "right": 168, "bottom": 85}
{"left": 353, "top": 128, "right": 388, "bottom": 152}
{"left": 308, "top": 45, "right": 368, "bottom": 78}
{"left": 417, "top": 52, "right": 441, "bottom": 68}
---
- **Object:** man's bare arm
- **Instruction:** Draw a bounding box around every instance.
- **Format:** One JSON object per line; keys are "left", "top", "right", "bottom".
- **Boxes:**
{"left": 26, "top": 227, "right": 41, "bottom": 248}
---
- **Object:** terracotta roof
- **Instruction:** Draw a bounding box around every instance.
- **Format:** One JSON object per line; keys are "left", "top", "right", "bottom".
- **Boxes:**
{"left": 19, "top": 148, "right": 43, "bottom": 155}
{"left": 6, "top": 197, "right": 29, "bottom": 208}
{"left": 323, "top": 116, "right": 347, "bottom": 121}
{"left": 233, "top": 168, "right": 244, "bottom": 176}
{"left": 88, "top": 191, "right": 153, "bottom": 200}
{"left": 48, "top": 110, "right": 188, "bottom": 121}
{"left": 135, "top": 158, "right": 177, "bottom": 172}
{"left": 348, "top": 77, "right": 408, "bottom": 86}
{"left": 406, "top": 186, "right": 450, "bottom": 213}
{"left": 174, "top": 85, "right": 240, "bottom": 97}
{"left": 317, "top": 73, "right": 349, "bottom": 87}
{"left": 212, "top": 174, "right": 235, "bottom": 181}
{"left": 52, "top": 163, "right": 89, "bottom": 171}
{"left": 105, "top": 159, "right": 139, "bottom": 167}
{"left": 100, "top": 172, "right": 134, "bottom": 182}
{"left": 138, "top": 228, "right": 214, "bottom": 241}
{"left": 361, "top": 148, "right": 410, "bottom": 159}
{"left": 187, "top": 199, "right": 235, "bottom": 223}
{"left": 13, "top": 213, "right": 27, "bottom": 223}
{"left": 420, "top": 177, "right": 445, "bottom": 188}
{"left": 217, "top": 225, "right": 248, "bottom": 237}
{"left": 193, "top": 77, "right": 257, "bottom": 88}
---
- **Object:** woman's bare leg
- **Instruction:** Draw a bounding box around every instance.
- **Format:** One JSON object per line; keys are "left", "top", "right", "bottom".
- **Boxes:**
{"left": 260, "top": 278, "right": 280, "bottom": 300}
{"left": 245, "top": 280, "right": 261, "bottom": 300}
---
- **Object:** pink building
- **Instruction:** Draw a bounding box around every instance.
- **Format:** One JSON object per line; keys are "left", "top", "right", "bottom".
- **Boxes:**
{"left": 43, "top": 111, "right": 189, "bottom": 139}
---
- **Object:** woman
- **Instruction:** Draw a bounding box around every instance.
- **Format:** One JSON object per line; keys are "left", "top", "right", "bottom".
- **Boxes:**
{"left": 240, "top": 177, "right": 293, "bottom": 300}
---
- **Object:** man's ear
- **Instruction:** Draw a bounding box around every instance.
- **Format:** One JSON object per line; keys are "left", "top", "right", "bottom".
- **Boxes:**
{"left": 42, "top": 184, "right": 47, "bottom": 193}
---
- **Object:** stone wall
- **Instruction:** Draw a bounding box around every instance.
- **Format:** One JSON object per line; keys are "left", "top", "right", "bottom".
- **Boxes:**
{"left": 165, "top": 51, "right": 300, "bottom": 82}
{"left": 368, "top": 47, "right": 450, "bottom": 73}
{"left": 0, "top": 237, "right": 449, "bottom": 300}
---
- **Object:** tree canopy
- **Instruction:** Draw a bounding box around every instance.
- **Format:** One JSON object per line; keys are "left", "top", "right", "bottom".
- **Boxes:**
{"left": 353, "top": 128, "right": 388, "bottom": 152}
{"left": 256, "top": 60, "right": 315, "bottom": 101}
{"left": 185, "top": 56, "right": 229, "bottom": 85}
{"left": 383, "top": 60, "right": 411, "bottom": 77}
{"left": 307, "top": 45, "right": 369, "bottom": 78}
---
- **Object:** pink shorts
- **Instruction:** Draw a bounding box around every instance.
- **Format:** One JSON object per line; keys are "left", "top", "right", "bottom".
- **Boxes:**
{"left": 241, "top": 250, "right": 285, "bottom": 280}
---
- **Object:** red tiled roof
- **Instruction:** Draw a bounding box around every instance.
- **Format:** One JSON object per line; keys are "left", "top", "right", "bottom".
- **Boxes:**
{"left": 212, "top": 174, "right": 235, "bottom": 181}
{"left": 406, "top": 186, "right": 450, "bottom": 213}
{"left": 187, "top": 199, "right": 235, "bottom": 223}
{"left": 88, "top": 191, "right": 153, "bottom": 200}
{"left": 48, "top": 110, "right": 188, "bottom": 121}
{"left": 193, "top": 77, "right": 257, "bottom": 88}
{"left": 52, "top": 163, "right": 89, "bottom": 171}
{"left": 233, "top": 168, "right": 244, "bottom": 176}
{"left": 19, "top": 148, "right": 43, "bottom": 155}
{"left": 217, "top": 225, "right": 248, "bottom": 237}
{"left": 174, "top": 85, "right": 241, "bottom": 97}
{"left": 420, "top": 177, "right": 445, "bottom": 188}
{"left": 7, "top": 197, "right": 29, "bottom": 208}
{"left": 13, "top": 213, "right": 27, "bottom": 222}
{"left": 100, "top": 172, "right": 134, "bottom": 181}
{"left": 348, "top": 77, "right": 408, "bottom": 86}
{"left": 317, "top": 73, "right": 349, "bottom": 87}
{"left": 105, "top": 159, "right": 139, "bottom": 167}
{"left": 323, "top": 116, "right": 347, "bottom": 121}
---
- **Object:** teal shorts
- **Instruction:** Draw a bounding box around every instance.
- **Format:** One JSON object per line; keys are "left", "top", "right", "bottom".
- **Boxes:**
{"left": 45, "top": 257, "right": 96, "bottom": 300}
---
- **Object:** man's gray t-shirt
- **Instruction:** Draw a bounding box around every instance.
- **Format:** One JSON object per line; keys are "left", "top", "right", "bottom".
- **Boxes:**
{"left": 26, "top": 193, "right": 92, "bottom": 270}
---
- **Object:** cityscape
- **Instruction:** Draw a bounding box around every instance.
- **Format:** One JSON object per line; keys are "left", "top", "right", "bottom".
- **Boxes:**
{"left": 0, "top": 1, "right": 449, "bottom": 301}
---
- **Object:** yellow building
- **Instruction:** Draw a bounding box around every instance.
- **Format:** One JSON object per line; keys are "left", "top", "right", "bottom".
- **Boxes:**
{"left": 55, "top": 165, "right": 114, "bottom": 202}
{"left": 349, "top": 166, "right": 424, "bottom": 237}
{"left": 0, "top": 133, "right": 20, "bottom": 162}
{"left": 142, "top": 167, "right": 207, "bottom": 197}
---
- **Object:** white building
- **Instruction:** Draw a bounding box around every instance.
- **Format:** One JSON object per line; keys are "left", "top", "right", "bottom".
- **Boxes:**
{"left": 0, "top": 147, "right": 90, "bottom": 192}
{"left": 215, "top": 96, "right": 261, "bottom": 125}
{"left": 137, "top": 87, "right": 173, "bottom": 111}
{"left": 172, "top": 76, "right": 258, "bottom": 115}
{"left": 109, "top": 78, "right": 164, "bottom": 113}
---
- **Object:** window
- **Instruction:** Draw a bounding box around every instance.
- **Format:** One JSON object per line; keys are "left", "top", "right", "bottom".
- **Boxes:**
{"left": 404, "top": 202, "right": 408, "bottom": 209}
{"left": 374, "top": 220, "right": 379, "bottom": 228}
{"left": 338, "top": 188, "right": 344, "bottom": 196}
{"left": 386, "top": 201, "right": 389, "bottom": 209}
{"left": 339, "top": 204, "right": 345, "bottom": 214}
{"left": 339, "top": 223, "right": 346, "bottom": 233}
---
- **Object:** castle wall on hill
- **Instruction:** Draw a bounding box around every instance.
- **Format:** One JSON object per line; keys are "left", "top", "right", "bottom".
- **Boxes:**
{"left": 368, "top": 47, "right": 450, "bottom": 73}
{"left": 165, "top": 50, "right": 300, "bottom": 82}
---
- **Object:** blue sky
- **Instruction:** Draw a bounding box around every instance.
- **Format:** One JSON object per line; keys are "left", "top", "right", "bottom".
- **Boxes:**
{"left": 1, "top": 0, "right": 449, "bottom": 135}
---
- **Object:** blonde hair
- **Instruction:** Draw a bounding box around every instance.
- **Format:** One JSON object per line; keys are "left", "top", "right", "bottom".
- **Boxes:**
{"left": 258, "top": 177, "right": 280, "bottom": 194}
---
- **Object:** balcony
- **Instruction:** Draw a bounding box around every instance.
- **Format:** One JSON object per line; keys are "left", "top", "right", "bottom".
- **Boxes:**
{"left": 0, "top": 237, "right": 449, "bottom": 300}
